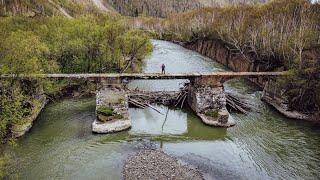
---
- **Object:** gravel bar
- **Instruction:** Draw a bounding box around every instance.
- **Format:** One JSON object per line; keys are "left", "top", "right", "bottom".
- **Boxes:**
{"left": 123, "top": 150, "right": 203, "bottom": 180}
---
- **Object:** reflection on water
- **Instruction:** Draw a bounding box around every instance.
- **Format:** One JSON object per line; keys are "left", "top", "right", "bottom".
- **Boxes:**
{"left": 129, "top": 105, "right": 227, "bottom": 140}
{"left": 2, "top": 40, "right": 320, "bottom": 180}
{"left": 129, "top": 106, "right": 188, "bottom": 135}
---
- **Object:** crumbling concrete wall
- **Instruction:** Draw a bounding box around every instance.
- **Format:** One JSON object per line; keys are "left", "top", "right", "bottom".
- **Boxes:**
{"left": 188, "top": 78, "right": 235, "bottom": 127}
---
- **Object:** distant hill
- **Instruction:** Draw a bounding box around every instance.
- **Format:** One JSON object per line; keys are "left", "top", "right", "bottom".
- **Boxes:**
{"left": 0, "top": 0, "right": 114, "bottom": 17}
{"left": 105, "top": 0, "right": 202, "bottom": 18}
{"left": 0, "top": 0, "right": 269, "bottom": 18}
{"left": 198, "top": 0, "right": 268, "bottom": 6}
{"left": 105, "top": 0, "right": 269, "bottom": 18}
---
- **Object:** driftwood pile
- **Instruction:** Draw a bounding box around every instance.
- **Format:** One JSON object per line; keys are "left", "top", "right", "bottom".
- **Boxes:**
{"left": 226, "top": 92, "right": 257, "bottom": 114}
{"left": 174, "top": 84, "right": 189, "bottom": 108}
{"left": 128, "top": 84, "right": 254, "bottom": 115}
{"left": 128, "top": 84, "right": 189, "bottom": 113}
{"left": 128, "top": 96, "right": 165, "bottom": 115}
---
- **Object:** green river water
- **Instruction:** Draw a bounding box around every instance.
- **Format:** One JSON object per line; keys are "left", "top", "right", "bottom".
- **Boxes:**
{"left": 1, "top": 40, "right": 320, "bottom": 180}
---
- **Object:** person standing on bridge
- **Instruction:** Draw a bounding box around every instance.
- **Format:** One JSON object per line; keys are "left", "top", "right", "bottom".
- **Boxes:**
{"left": 161, "top": 64, "right": 166, "bottom": 74}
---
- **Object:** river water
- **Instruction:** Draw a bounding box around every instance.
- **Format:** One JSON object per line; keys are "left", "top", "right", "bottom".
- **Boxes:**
{"left": 2, "top": 40, "right": 320, "bottom": 180}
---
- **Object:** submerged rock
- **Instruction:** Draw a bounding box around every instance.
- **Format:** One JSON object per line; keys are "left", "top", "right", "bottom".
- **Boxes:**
{"left": 92, "top": 119, "right": 131, "bottom": 133}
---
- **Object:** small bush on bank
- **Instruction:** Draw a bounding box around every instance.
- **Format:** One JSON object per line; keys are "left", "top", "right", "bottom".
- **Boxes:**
{"left": 97, "top": 106, "right": 114, "bottom": 117}
{"left": 205, "top": 109, "right": 219, "bottom": 118}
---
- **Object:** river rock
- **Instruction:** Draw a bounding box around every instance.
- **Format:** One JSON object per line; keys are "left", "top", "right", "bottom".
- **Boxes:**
{"left": 197, "top": 109, "right": 235, "bottom": 128}
{"left": 92, "top": 119, "right": 131, "bottom": 133}
{"left": 123, "top": 150, "right": 203, "bottom": 180}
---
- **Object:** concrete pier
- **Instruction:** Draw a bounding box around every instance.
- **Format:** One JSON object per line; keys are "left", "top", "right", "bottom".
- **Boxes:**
{"left": 92, "top": 88, "right": 131, "bottom": 133}
{"left": 188, "top": 77, "right": 235, "bottom": 127}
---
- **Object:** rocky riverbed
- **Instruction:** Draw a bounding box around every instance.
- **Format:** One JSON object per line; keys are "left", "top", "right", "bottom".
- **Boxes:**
{"left": 123, "top": 150, "right": 203, "bottom": 180}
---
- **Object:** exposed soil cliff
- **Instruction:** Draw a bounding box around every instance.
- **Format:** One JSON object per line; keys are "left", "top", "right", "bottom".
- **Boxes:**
{"left": 184, "top": 39, "right": 278, "bottom": 87}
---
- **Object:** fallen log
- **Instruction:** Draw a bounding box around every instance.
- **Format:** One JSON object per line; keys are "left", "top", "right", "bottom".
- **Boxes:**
{"left": 225, "top": 92, "right": 257, "bottom": 114}
{"left": 180, "top": 94, "right": 187, "bottom": 109}
{"left": 146, "top": 104, "right": 164, "bottom": 115}
{"left": 129, "top": 96, "right": 164, "bottom": 115}
{"left": 129, "top": 99, "right": 147, "bottom": 109}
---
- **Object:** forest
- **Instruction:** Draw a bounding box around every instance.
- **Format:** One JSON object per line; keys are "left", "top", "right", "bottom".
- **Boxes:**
{"left": 0, "top": 15, "right": 152, "bottom": 142}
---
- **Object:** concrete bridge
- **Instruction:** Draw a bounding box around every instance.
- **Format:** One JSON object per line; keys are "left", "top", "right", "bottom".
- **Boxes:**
{"left": 2, "top": 71, "right": 284, "bottom": 79}
{"left": 1, "top": 72, "right": 285, "bottom": 132}
{"left": 1, "top": 71, "right": 284, "bottom": 87}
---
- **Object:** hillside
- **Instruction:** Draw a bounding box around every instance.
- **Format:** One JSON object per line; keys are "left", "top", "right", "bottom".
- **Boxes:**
{"left": 0, "top": 0, "right": 269, "bottom": 18}
{"left": 0, "top": 0, "right": 114, "bottom": 17}
{"left": 198, "top": 0, "right": 268, "bottom": 6}
{"left": 104, "top": 0, "right": 269, "bottom": 17}
{"left": 105, "top": 0, "right": 202, "bottom": 17}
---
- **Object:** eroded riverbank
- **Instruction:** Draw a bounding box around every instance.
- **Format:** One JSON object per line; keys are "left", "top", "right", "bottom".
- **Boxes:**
{"left": 182, "top": 38, "right": 318, "bottom": 122}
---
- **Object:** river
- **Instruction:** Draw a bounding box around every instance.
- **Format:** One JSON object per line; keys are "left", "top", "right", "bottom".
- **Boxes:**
{"left": 2, "top": 40, "right": 320, "bottom": 179}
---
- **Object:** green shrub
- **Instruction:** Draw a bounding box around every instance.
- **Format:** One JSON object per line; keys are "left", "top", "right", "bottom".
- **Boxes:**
{"left": 97, "top": 106, "right": 114, "bottom": 116}
{"left": 205, "top": 109, "right": 219, "bottom": 118}
{"left": 97, "top": 106, "right": 124, "bottom": 122}
{"left": 0, "top": 154, "right": 9, "bottom": 179}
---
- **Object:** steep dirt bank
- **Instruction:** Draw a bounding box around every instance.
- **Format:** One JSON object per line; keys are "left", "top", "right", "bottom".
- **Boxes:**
{"left": 183, "top": 39, "right": 275, "bottom": 87}
{"left": 183, "top": 38, "right": 318, "bottom": 122}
